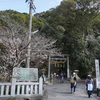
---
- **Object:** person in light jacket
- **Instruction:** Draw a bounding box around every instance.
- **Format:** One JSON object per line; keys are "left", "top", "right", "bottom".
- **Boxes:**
{"left": 70, "top": 72, "right": 77, "bottom": 93}
{"left": 85, "top": 75, "right": 94, "bottom": 98}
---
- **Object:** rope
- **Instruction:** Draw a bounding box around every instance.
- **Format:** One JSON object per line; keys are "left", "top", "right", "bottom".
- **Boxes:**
{"left": 50, "top": 59, "right": 67, "bottom": 64}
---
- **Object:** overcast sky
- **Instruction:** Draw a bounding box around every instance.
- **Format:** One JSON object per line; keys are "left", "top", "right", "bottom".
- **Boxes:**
{"left": 0, "top": 0, "right": 63, "bottom": 14}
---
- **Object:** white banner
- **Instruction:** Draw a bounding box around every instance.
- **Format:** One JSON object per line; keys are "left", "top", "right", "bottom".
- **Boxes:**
{"left": 95, "top": 59, "right": 100, "bottom": 78}
{"left": 95, "top": 59, "right": 100, "bottom": 88}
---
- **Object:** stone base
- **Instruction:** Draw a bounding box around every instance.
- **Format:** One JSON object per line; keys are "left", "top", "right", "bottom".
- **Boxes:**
{"left": 97, "top": 88, "right": 100, "bottom": 97}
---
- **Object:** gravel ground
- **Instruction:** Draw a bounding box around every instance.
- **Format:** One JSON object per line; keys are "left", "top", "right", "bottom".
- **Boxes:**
{"left": 44, "top": 80, "right": 100, "bottom": 100}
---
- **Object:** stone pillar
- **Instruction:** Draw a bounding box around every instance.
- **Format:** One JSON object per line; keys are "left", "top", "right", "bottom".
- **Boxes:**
{"left": 48, "top": 55, "right": 50, "bottom": 79}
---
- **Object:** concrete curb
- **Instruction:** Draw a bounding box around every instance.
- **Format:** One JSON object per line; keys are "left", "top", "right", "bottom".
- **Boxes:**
{"left": 0, "top": 89, "right": 48, "bottom": 100}
{"left": 42, "top": 90, "right": 48, "bottom": 100}
{"left": 15, "top": 89, "right": 48, "bottom": 100}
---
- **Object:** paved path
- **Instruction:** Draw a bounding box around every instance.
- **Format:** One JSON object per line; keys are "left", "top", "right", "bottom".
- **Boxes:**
{"left": 44, "top": 80, "right": 100, "bottom": 100}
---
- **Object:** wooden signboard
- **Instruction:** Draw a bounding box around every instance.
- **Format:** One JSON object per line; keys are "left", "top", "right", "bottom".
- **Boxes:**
{"left": 13, "top": 68, "right": 38, "bottom": 81}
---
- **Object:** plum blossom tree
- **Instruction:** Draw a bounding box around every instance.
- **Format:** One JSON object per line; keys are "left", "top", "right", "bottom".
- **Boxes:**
{"left": 0, "top": 35, "right": 28, "bottom": 81}
{"left": 0, "top": 34, "right": 61, "bottom": 81}
{"left": 30, "top": 34, "right": 61, "bottom": 67}
{"left": 0, "top": 12, "right": 62, "bottom": 82}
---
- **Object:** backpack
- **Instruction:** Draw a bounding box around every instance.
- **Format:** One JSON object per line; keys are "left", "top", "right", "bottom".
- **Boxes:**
{"left": 70, "top": 76, "right": 75, "bottom": 83}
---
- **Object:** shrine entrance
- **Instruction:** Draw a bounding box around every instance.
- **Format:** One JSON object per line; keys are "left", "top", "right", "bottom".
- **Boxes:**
{"left": 48, "top": 54, "right": 69, "bottom": 80}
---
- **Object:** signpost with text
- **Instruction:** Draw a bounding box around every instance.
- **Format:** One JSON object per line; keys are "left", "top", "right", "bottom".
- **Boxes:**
{"left": 95, "top": 59, "right": 100, "bottom": 89}
{"left": 13, "top": 68, "right": 38, "bottom": 81}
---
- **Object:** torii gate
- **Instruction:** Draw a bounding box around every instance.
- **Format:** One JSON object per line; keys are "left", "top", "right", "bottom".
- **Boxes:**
{"left": 48, "top": 54, "right": 70, "bottom": 80}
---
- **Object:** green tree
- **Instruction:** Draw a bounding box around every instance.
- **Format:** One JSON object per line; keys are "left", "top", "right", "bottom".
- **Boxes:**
{"left": 39, "top": 0, "right": 100, "bottom": 77}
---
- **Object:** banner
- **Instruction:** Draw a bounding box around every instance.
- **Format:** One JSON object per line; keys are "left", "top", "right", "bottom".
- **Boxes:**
{"left": 95, "top": 59, "right": 100, "bottom": 78}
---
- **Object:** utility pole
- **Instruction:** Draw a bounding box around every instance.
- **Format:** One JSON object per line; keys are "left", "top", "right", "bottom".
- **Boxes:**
{"left": 26, "top": 0, "right": 35, "bottom": 68}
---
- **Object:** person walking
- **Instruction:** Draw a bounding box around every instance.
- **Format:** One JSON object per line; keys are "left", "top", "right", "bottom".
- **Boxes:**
{"left": 60, "top": 73, "right": 64, "bottom": 83}
{"left": 50, "top": 73, "right": 54, "bottom": 83}
{"left": 85, "top": 75, "right": 94, "bottom": 98}
{"left": 70, "top": 72, "right": 77, "bottom": 93}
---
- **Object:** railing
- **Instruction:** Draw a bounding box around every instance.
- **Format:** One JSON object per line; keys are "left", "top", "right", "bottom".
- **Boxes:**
{"left": 0, "top": 78, "right": 43, "bottom": 97}
{"left": 0, "top": 83, "right": 11, "bottom": 97}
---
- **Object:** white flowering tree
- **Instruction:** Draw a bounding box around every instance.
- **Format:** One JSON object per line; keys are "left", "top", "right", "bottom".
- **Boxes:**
{"left": 0, "top": 35, "right": 28, "bottom": 81}
{"left": 0, "top": 13, "right": 61, "bottom": 82}
{"left": 0, "top": 34, "right": 61, "bottom": 82}
{"left": 30, "top": 34, "right": 61, "bottom": 67}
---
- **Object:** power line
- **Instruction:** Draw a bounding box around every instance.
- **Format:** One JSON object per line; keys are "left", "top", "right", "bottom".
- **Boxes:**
{"left": 44, "top": 21, "right": 66, "bottom": 38}
{"left": 53, "top": 0, "right": 61, "bottom": 4}
{"left": 37, "top": 17, "right": 67, "bottom": 38}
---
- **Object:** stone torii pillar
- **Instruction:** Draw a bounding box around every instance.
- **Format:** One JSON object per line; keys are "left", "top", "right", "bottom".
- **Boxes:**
{"left": 48, "top": 55, "right": 51, "bottom": 79}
